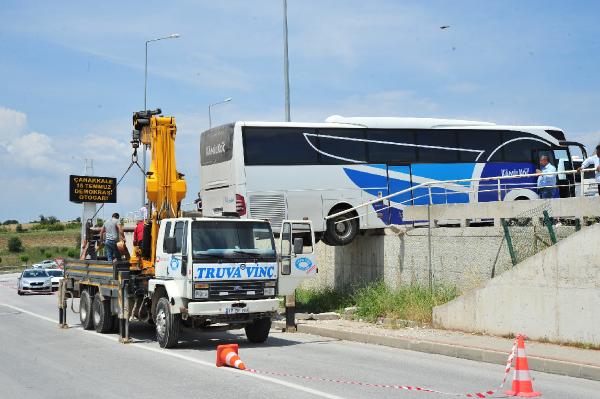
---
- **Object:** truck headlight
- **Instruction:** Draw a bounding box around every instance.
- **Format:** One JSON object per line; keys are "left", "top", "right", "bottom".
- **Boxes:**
{"left": 195, "top": 289, "right": 209, "bottom": 299}
{"left": 264, "top": 287, "right": 275, "bottom": 296}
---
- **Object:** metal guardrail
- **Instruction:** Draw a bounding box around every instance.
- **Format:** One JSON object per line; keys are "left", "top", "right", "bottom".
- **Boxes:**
{"left": 325, "top": 168, "right": 597, "bottom": 224}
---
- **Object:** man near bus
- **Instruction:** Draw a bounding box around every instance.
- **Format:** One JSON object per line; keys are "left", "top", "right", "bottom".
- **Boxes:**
{"left": 536, "top": 155, "right": 558, "bottom": 198}
{"left": 577, "top": 144, "right": 600, "bottom": 195}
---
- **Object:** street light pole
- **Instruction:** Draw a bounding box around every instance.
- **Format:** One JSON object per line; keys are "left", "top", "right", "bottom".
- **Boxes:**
{"left": 282, "top": 0, "right": 291, "bottom": 122}
{"left": 142, "top": 33, "right": 180, "bottom": 206}
{"left": 208, "top": 98, "right": 232, "bottom": 129}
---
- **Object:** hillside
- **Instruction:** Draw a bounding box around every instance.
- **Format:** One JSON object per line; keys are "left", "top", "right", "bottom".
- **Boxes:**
{"left": 0, "top": 226, "right": 80, "bottom": 273}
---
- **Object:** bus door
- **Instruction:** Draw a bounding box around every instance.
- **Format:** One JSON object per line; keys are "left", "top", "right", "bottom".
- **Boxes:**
{"left": 386, "top": 165, "right": 414, "bottom": 224}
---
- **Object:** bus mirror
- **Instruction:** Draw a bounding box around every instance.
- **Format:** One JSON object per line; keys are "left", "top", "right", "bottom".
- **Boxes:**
{"left": 293, "top": 238, "right": 304, "bottom": 255}
{"left": 164, "top": 237, "right": 177, "bottom": 254}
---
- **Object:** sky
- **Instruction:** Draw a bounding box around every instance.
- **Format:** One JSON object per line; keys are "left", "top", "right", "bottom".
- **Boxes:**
{"left": 1, "top": 0, "right": 600, "bottom": 222}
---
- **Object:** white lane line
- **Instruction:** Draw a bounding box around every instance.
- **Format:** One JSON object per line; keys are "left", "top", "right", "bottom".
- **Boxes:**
{"left": 0, "top": 303, "right": 347, "bottom": 399}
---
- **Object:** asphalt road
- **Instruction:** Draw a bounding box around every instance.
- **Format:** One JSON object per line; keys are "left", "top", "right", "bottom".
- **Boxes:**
{"left": 1, "top": 273, "right": 599, "bottom": 399}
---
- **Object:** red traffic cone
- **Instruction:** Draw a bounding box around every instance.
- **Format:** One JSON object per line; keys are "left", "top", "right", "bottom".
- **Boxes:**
{"left": 506, "top": 335, "right": 541, "bottom": 397}
{"left": 216, "top": 344, "right": 246, "bottom": 370}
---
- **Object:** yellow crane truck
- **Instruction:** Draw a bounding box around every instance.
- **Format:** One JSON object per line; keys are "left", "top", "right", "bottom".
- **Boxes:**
{"left": 58, "top": 109, "right": 317, "bottom": 348}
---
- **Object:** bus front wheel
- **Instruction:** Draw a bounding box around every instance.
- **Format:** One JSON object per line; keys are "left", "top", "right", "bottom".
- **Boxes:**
{"left": 324, "top": 212, "right": 358, "bottom": 246}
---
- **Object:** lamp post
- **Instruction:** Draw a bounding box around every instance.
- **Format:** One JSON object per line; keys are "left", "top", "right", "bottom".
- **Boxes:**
{"left": 208, "top": 98, "right": 232, "bottom": 129}
{"left": 282, "top": 0, "right": 291, "bottom": 122}
{"left": 142, "top": 33, "right": 180, "bottom": 206}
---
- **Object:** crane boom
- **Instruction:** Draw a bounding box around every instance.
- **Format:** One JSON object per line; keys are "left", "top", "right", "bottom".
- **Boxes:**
{"left": 131, "top": 109, "right": 187, "bottom": 273}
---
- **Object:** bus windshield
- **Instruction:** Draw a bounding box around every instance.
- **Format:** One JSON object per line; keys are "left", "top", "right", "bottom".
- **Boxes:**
{"left": 191, "top": 221, "right": 275, "bottom": 259}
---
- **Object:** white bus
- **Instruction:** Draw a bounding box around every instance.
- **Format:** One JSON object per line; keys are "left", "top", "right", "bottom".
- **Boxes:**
{"left": 199, "top": 116, "right": 585, "bottom": 246}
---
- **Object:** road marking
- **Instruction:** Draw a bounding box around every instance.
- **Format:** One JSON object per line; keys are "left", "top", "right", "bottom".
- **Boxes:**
{"left": 1, "top": 303, "right": 346, "bottom": 399}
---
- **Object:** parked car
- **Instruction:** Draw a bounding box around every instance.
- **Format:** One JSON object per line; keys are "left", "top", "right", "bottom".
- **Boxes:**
{"left": 32, "top": 259, "right": 57, "bottom": 269}
{"left": 45, "top": 269, "right": 64, "bottom": 291}
{"left": 17, "top": 269, "right": 52, "bottom": 295}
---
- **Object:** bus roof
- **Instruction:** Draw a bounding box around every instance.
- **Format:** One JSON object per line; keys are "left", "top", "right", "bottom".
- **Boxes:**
{"left": 234, "top": 117, "right": 562, "bottom": 133}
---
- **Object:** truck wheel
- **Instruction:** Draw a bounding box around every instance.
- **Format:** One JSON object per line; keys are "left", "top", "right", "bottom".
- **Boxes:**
{"left": 323, "top": 211, "right": 358, "bottom": 246}
{"left": 155, "top": 297, "right": 180, "bottom": 348}
{"left": 245, "top": 317, "right": 271, "bottom": 343}
{"left": 80, "top": 290, "right": 94, "bottom": 330}
{"left": 92, "top": 294, "right": 113, "bottom": 333}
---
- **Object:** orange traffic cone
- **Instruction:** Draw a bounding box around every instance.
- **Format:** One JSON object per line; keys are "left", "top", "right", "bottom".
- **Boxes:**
{"left": 505, "top": 335, "right": 541, "bottom": 397}
{"left": 216, "top": 344, "right": 246, "bottom": 370}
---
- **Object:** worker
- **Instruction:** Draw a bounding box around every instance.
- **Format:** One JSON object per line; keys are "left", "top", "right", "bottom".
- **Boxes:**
{"left": 133, "top": 207, "right": 146, "bottom": 247}
{"left": 577, "top": 144, "right": 600, "bottom": 196}
{"left": 100, "top": 213, "right": 124, "bottom": 262}
{"left": 536, "top": 155, "right": 558, "bottom": 199}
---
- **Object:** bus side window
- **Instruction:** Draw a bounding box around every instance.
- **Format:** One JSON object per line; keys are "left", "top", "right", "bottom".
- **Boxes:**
{"left": 366, "top": 129, "right": 417, "bottom": 163}
{"left": 417, "top": 130, "right": 459, "bottom": 163}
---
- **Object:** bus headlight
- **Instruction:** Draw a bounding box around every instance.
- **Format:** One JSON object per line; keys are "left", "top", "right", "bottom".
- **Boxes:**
{"left": 195, "top": 290, "right": 209, "bottom": 299}
{"left": 264, "top": 287, "right": 275, "bottom": 296}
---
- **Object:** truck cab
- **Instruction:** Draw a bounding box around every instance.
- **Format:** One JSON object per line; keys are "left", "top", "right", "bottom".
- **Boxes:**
{"left": 148, "top": 216, "right": 316, "bottom": 347}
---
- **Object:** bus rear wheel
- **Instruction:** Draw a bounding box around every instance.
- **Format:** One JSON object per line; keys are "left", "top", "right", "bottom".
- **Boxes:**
{"left": 324, "top": 211, "right": 358, "bottom": 246}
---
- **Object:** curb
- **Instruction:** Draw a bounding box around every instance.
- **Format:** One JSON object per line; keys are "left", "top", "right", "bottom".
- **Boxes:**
{"left": 273, "top": 321, "right": 600, "bottom": 382}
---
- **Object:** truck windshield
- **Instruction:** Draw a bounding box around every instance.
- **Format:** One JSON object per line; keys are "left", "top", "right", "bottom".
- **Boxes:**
{"left": 191, "top": 221, "right": 276, "bottom": 259}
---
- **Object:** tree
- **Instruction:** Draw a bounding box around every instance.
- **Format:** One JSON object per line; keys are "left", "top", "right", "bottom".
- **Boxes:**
{"left": 2, "top": 220, "right": 18, "bottom": 225}
{"left": 76, "top": 217, "right": 81, "bottom": 223}
{"left": 39, "top": 214, "right": 47, "bottom": 224}
{"left": 7, "top": 237, "right": 23, "bottom": 253}
{"left": 47, "top": 216, "right": 59, "bottom": 225}
{"left": 20, "top": 255, "right": 29, "bottom": 265}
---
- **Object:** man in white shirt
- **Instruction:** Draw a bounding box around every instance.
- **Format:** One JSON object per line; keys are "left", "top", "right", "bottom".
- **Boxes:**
{"left": 536, "top": 156, "right": 558, "bottom": 198}
{"left": 577, "top": 144, "right": 600, "bottom": 196}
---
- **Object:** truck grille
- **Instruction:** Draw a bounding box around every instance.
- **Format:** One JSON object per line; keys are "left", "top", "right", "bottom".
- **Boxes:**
{"left": 208, "top": 281, "right": 266, "bottom": 300}
{"left": 249, "top": 194, "right": 286, "bottom": 231}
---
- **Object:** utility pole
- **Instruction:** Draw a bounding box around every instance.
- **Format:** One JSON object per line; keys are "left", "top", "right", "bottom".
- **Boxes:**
{"left": 80, "top": 159, "right": 97, "bottom": 256}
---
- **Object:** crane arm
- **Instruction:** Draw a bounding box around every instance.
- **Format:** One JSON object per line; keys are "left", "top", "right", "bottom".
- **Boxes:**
{"left": 131, "top": 109, "right": 187, "bottom": 272}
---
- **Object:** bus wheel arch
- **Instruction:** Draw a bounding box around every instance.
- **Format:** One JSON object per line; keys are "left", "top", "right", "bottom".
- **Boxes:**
{"left": 324, "top": 203, "right": 359, "bottom": 246}
{"left": 503, "top": 189, "right": 538, "bottom": 201}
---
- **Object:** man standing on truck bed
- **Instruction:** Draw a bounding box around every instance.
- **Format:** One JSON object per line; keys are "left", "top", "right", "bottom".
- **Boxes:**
{"left": 101, "top": 213, "right": 124, "bottom": 262}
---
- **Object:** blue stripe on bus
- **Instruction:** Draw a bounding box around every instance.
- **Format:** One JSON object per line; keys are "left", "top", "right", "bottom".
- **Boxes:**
{"left": 343, "top": 162, "right": 539, "bottom": 225}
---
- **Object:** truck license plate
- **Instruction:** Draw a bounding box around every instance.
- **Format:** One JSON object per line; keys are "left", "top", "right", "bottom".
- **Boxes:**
{"left": 225, "top": 307, "right": 249, "bottom": 315}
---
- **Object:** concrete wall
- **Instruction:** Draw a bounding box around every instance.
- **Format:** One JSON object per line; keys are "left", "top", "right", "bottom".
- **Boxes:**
{"left": 302, "top": 224, "right": 580, "bottom": 292}
{"left": 432, "top": 223, "right": 600, "bottom": 345}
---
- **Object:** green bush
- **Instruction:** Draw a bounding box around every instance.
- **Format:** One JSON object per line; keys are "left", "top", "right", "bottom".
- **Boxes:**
{"left": 16, "top": 224, "right": 26, "bottom": 233}
{"left": 7, "top": 236, "right": 23, "bottom": 253}
{"left": 30, "top": 224, "right": 46, "bottom": 231}
{"left": 47, "top": 224, "right": 65, "bottom": 231}
{"left": 67, "top": 249, "right": 77, "bottom": 258}
{"left": 45, "top": 252, "right": 53, "bottom": 259}
{"left": 20, "top": 255, "right": 29, "bottom": 264}
{"left": 65, "top": 222, "right": 81, "bottom": 230}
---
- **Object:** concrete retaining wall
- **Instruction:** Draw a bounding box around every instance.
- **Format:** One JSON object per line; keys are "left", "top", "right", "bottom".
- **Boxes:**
{"left": 432, "top": 223, "right": 600, "bottom": 345}
{"left": 302, "top": 225, "right": 580, "bottom": 292}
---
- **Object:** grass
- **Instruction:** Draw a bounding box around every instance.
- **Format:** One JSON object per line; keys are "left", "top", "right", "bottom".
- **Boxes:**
{"left": 295, "top": 281, "right": 459, "bottom": 325}
{"left": 0, "top": 228, "right": 80, "bottom": 273}
{"left": 295, "top": 287, "right": 354, "bottom": 314}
